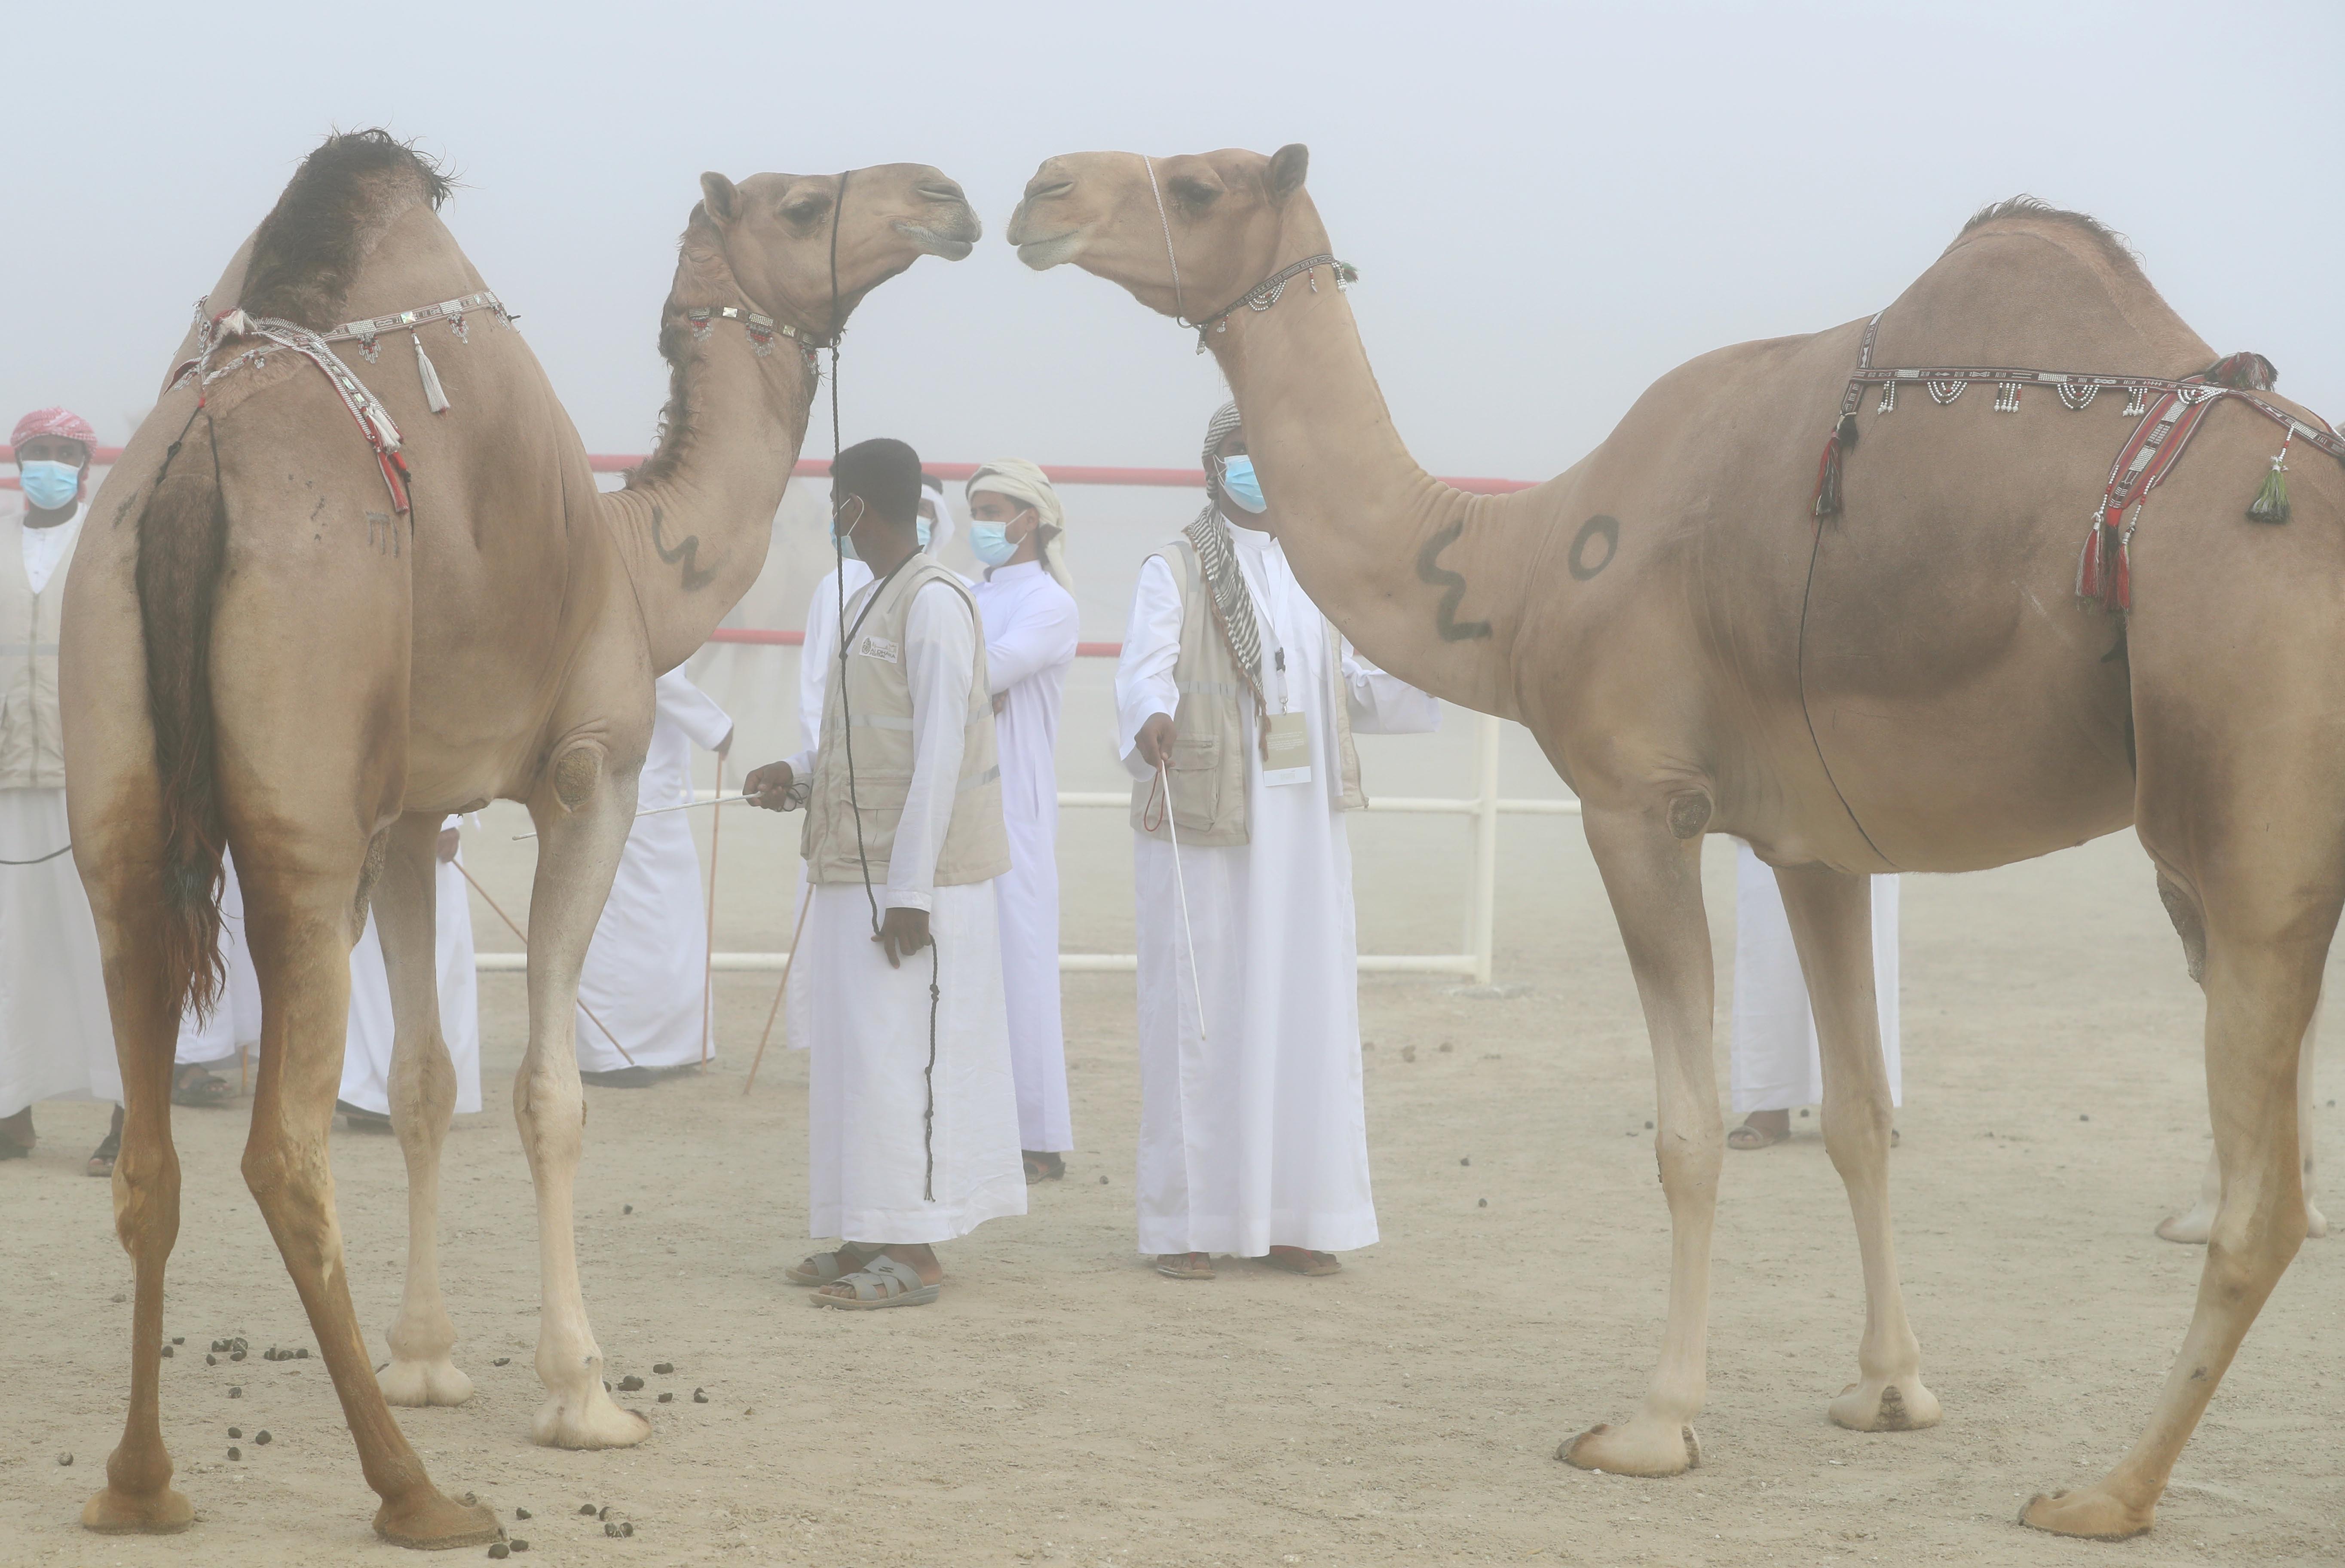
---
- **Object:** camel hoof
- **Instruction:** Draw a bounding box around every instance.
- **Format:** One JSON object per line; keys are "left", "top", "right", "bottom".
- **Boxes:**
{"left": 82, "top": 1485, "right": 193, "bottom": 1534}
{"left": 380, "top": 1357, "right": 475, "bottom": 1408}
{"left": 1556, "top": 1418, "right": 1701, "bottom": 1476}
{"left": 2155, "top": 1207, "right": 2213, "bottom": 1245}
{"left": 2306, "top": 1201, "right": 2329, "bottom": 1240}
{"left": 1828, "top": 1375, "right": 1941, "bottom": 1433}
{"left": 2018, "top": 1486, "right": 2153, "bottom": 1540}
{"left": 373, "top": 1490, "right": 504, "bottom": 1550}
{"left": 532, "top": 1382, "right": 652, "bottom": 1450}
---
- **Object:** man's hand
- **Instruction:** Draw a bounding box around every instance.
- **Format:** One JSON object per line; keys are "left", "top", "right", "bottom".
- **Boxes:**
{"left": 743, "top": 760, "right": 796, "bottom": 811}
{"left": 1135, "top": 711, "right": 1175, "bottom": 771}
{"left": 876, "top": 906, "right": 931, "bottom": 968}
{"left": 436, "top": 827, "right": 460, "bottom": 864}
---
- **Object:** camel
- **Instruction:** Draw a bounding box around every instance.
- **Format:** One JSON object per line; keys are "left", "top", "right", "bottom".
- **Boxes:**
{"left": 63, "top": 131, "right": 978, "bottom": 1547}
{"left": 1008, "top": 145, "right": 2342, "bottom": 1540}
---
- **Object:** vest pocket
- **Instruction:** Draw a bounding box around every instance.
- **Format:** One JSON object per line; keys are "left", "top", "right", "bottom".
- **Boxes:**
{"left": 1167, "top": 735, "right": 1223, "bottom": 831}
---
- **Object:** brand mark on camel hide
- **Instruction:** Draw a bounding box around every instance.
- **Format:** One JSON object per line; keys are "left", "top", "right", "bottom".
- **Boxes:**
{"left": 366, "top": 511, "right": 399, "bottom": 557}
{"left": 650, "top": 505, "right": 718, "bottom": 592}
{"left": 1569, "top": 515, "right": 1620, "bottom": 581}
{"left": 1416, "top": 521, "right": 1492, "bottom": 642}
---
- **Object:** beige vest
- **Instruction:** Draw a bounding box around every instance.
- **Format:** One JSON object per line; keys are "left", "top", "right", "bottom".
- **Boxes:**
{"left": 1128, "top": 536, "right": 1364, "bottom": 849}
{"left": 802, "top": 556, "right": 1012, "bottom": 886}
{"left": 0, "top": 510, "right": 81, "bottom": 790}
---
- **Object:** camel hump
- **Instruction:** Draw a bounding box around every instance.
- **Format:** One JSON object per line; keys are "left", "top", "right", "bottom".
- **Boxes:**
{"left": 1880, "top": 194, "right": 2212, "bottom": 375}
{"left": 239, "top": 129, "right": 455, "bottom": 331}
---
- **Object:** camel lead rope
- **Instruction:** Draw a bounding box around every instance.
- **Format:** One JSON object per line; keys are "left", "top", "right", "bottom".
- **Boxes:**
{"left": 1153, "top": 761, "right": 1210, "bottom": 1044}
{"left": 701, "top": 752, "right": 722, "bottom": 1066}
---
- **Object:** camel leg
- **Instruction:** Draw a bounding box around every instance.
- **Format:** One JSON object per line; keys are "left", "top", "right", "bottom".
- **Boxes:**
{"left": 516, "top": 760, "right": 651, "bottom": 1449}
{"left": 1770, "top": 865, "right": 1940, "bottom": 1434}
{"left": 374, "top": 813, "right": 473, "bottom": 1407}
{"left": 1560, "top": 808, "right": 1716, "bottom": 1476}
{"left": 233, "top": 857, "right": 502, "bottom": 1548}
{"left": 2159, "top": 995, "right": 2325, "bottom": 1243}
{"left": 2024, "top": 929, "right": 2319, "bottom": 1538}
{"left": 79, "top": 900, "right": 193, "bottom": 1535}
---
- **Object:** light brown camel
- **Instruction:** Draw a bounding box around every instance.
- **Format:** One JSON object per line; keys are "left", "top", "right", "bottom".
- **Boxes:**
{"left": 1009, "top": 145, "right": 2341, "bottom": 1540}
{"left": 63, "top": 132, "right": 978, "bottom": 1547}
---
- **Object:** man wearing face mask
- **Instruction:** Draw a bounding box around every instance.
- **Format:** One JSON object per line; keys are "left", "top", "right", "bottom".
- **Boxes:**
{"left": 0, "top": 410, "right": 122, "bottom": 1170}
{"left": 964, "top": 459, "right": 1080, "bottom": 1183}
{"left": 745, "top": 438, "right": 1023, "bottom": 1308}
{"left": 1117, "top": 402, "right": 1441, "bottom": 1282}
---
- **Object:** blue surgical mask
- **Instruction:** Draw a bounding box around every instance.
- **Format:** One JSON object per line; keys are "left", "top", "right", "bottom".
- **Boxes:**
{"left": 917, "top": 514, "right": 933, "bottom": 550}
{"left": 18, "top": 460, "right": 80, "bottom": 512}
{"left": 1219, "top": 454, "right": 1267, "bottom": 515}
{"left": 832, "top": 500, "right": 863, "bottom": 563}
{"left": 968, "top": 511, "right": 1028, "bottom": 568}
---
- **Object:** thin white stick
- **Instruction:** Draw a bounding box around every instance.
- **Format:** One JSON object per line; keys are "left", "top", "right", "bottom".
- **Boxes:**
{"left": 1159, "top": 760, "right": 1208, "bottom": 1042}
{"left": 511, "top": 793, "right": 753, "bottom": 839}
{"left": 701, "top": 753, "right": 723, "bottom": 1066}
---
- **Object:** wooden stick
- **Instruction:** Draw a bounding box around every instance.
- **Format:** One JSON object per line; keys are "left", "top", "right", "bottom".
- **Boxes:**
{"left": 701, "top": 755, "right": 723, "bottom": 1066}
{"left": 742, "top": 883, "right": 815, "bottom": 1097}
{"left": 453, "top": 859, "right": 638, "bottom": 1068}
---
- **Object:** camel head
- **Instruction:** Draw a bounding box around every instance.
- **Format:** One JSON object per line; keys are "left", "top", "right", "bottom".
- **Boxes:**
{"left": 1007, "top": 145, "right": 1313, "bottom": 322}
{"left": 688, "top": 162, "right": 980, "bottom": 340}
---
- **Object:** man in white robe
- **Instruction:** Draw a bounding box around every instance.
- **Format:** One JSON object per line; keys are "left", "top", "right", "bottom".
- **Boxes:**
{"left": 169, "top": 851, "right": 263, "bottom": 1110}
{"left": 572, "top": 670, "right": 732, "bottom": 1085}
{"left": 748, "top": 438, "right": 1023, "bottom": 1308}
{"left": 1727, "top": 841, "right": 1900, "bottom": 1149}
{"left": 964, "top": 459, "right": 1080, "bottom": 1180}
{"left": 0, "top": 409, "right": 122, "bottom": 1173}
{"left": 1117, "top": 404, "right": 1440, "bottom": 1280}
{"left": 337, "top": 818, "right": 481, "bottom": 1130}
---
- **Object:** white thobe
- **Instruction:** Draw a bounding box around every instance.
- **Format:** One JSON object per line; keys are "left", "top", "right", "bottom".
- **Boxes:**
{"left": 784, "top": 562, "right": 876, "bottom": 1049}
{"left": 573, "top": 671, "right": 733, "bottom": 1072}
{"left": 339, "top": 820, "right": 482, "bottom": 1117}
{"left": 784, "top": 576, "right": 1024, "bottom": 1244}
{"left": 1116, "top": 522, "right": 1441, "bottom": 1257}
{"left": 0, "top": 787, "right": 116, "bottom": 1114}
{"left": 173, "top": 851, "right": 263, "bottom": 1068}
{"left": 968, "top": 561, "right": 1079, "bottom": 1154}
{"left": 1730, "top": 841, "right": 1901, "bottom": 1113}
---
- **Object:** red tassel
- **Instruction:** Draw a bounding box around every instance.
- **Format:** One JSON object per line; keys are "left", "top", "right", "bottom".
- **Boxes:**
{"left": 2075, "top": 520, "right": 2129, "bottom": 612}
{"left": 1812, "top": 430, "right": 1843, "bottom": 518}
{"left": 2076, "top": 524, "right": 2103, "bottom": 601}
{"left": 2110, "top": 535, "right": 2129, "bottom": 610}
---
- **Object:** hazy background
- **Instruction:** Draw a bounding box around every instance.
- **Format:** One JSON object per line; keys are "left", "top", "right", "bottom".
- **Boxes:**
{"left": 9, "top": 0, "right": 2341, "bottom": 481}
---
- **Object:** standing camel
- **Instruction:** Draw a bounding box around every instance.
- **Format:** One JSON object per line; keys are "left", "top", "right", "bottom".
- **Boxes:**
{"left": 64, "top": 131, "right": 978, "bottom": 1547}
{"left": 1007, "top": 144, "right": 2341, "bottom": 1540}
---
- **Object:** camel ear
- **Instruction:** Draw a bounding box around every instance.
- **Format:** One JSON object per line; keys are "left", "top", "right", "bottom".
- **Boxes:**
{"left": 1267, "top": 144, "right": 1309, "bottom": 204}
{"left": 699, "top": 172, "right": 740, "bottom": 227}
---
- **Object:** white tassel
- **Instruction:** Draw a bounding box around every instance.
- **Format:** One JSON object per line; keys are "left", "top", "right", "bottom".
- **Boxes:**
{"left": 411, "top": 331, "right": 450, "bottom": 413}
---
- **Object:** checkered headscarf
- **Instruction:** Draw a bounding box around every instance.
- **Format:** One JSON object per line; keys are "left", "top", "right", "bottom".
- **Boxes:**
{"left": 1184, "top": 401, "right": 1265, "bottom": 711}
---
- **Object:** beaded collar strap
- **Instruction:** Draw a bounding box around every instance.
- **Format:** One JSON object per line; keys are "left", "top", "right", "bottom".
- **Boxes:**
{"left": 1187, "top": 254, "right": 1358, "bottom": 354}
{"left": 1813, "top": 310, "right": 2345, "bottom": 612}
{"left": 683, "top": 304, "right": 827, "bottom": 365}
{"left": 163, "top": 290, "right": 515, "bottom": 515}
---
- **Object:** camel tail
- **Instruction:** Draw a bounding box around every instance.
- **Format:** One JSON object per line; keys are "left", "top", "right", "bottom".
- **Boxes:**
{"left": 131, "top": 437, "right": 232, "bottom": 1019}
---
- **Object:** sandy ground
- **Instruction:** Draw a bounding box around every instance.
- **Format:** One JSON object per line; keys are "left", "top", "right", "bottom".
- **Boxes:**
{"left": 8, "top": 639, "right": 2345, "bottom": 1568}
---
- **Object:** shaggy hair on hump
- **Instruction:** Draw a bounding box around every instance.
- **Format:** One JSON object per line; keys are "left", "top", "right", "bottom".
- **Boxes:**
{"left": 1953, "top": 194, "right": 2141, "bottom": 273}
{"left": 240, "top": 129, "right": 454, "bottom": 330}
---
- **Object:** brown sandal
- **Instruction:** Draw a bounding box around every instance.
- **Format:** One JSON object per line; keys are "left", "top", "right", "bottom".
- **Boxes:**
{"left": 1154, "top": 1252, "right": 1214, "bottom": 1280}
{"left": 1727, "top": 1121, "right": 1790, "bottom": 1151}
{"left": 1261, "top": 1247, "right": 1341, "bottom": 1277}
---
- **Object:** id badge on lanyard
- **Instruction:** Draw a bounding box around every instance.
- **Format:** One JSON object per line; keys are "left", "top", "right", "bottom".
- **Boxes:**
{"left": 1261, "top": 646, "right": 1312, "bottom": 788}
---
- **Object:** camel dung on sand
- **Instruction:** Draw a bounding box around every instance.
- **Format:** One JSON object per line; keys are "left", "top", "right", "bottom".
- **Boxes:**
{"left": 63, "top": 130, "right": 977, "bottom": 1547}
{"left": 1008, "top": 144, "right": 2342, "bottom": 1541}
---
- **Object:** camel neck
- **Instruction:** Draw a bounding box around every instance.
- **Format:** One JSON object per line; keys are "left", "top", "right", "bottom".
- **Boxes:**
{"left": 1201, "top": 200, "right": 1526, "bottom": 718}
{"left": 603, "top": 281, "right": 815, "bottom": 674}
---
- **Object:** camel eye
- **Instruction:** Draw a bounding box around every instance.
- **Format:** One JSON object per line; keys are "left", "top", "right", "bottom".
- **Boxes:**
{"left": 784, "top": 197, "right": 832, "bottom": 225}
{"left": 1169, "top": 178, "right": 1220, "bottom": 210}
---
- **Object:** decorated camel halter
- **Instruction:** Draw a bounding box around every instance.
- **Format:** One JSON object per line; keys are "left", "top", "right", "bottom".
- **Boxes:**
{"left": 164, "top": 291, "right": 513, "bottom": 515}
{"left": 1138, "top": 153, "right": 1359, "bottom": 355}
{"left": 1813, "top": 311, "right": 2345, "bottom": 612}
{"left": 683, "top": 303, "right": 826, "bottom": 368}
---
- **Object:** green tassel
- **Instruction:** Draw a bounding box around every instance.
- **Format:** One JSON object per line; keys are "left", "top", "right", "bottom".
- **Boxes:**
{"left": 2246, "top": 454, "right": 2290, "bottom": 525}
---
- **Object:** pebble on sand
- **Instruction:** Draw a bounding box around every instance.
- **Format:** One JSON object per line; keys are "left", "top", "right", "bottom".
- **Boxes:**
{"left": 228, "top": 1427, "right": 242, "bottom": 1439}
{"left": 514, "top": 1508, "right": 530, "bottom": 1519}
{"left": 206, "top": 1354, "right": 217, "bottom": 1366}
{"left": 658, "top": 1393, "right": 673, "bottom": 1403}
{"left": 228, "top": 1387, "right": 243, "bottom": 1399}
{"left": 55, "top": 1452, "right": 70, "bottom": 1466}
{"left": 623, "top": 1204, "right": 634, "bottom": 1214}
{"left": 509, "top": 1540, "right": 529, "bottom": 1552}
{"left": 230, "top": 1350, "right": 246, "bottom": 1361}
{"left": 1400, "top": 1045, "right": 1417, "bottom": 1062}
{"left": 227, "top": 1447, "right": 241, "bottom": 1461}
{"left": 1098, "top": 1175, "right": 1108, "bottom": 1185}
{"left": 692, "top": 1389, "right": 708, "bottom": 1403}
{"left": 1479, "top": 1198, "right": 1489, "bottom": 1207}
{"left": 1460, "top": 1157, "right": 1470, "bottom": 1166}
{"left": 493, "top": 1357, "right": 510, "bottom": 1366}
{"left": 172, "top": 1337, "right": 184, "bottom": 1345}
{"left": 255, "top": 1430, "right": 272, "bottom": 1446}
{"left": 579, "top": 1505, "right": 598, "bottom": 1517}
{"left": 487, "top": 1545, "right": 508, "bottom": 1560}
{"left": 1439, "top": 1042, "right": 1454, "bottom": 1053}
{"left": 162, "top": 1345, "right": 173, "bottom": 1357}
{"left": 2080, "top": 1113, "right": 2091, "bottom": 1121}
{"left": 653, "top": 1361, "right": 674, "bottom": 1375}
{"left": 1645, "top": 1121, "right": 1654, "bottom": 1130}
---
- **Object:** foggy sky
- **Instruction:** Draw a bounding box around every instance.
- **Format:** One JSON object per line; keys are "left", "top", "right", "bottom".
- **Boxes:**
{"left": 10, "top": 2, "right": 2341, "bottom": 479}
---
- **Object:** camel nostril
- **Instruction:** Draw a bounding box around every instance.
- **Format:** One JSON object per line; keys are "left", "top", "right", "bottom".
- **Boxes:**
{"left": 1026, "top": 181, "right": 1074, "bottom": 202}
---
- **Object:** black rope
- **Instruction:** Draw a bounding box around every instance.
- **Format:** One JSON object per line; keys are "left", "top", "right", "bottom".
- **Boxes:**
{"left": 0, "top": 844, "right": 73, "bottom": 866}
{"left": 923, "top": 942, "right": 940, "bottom": 1201}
